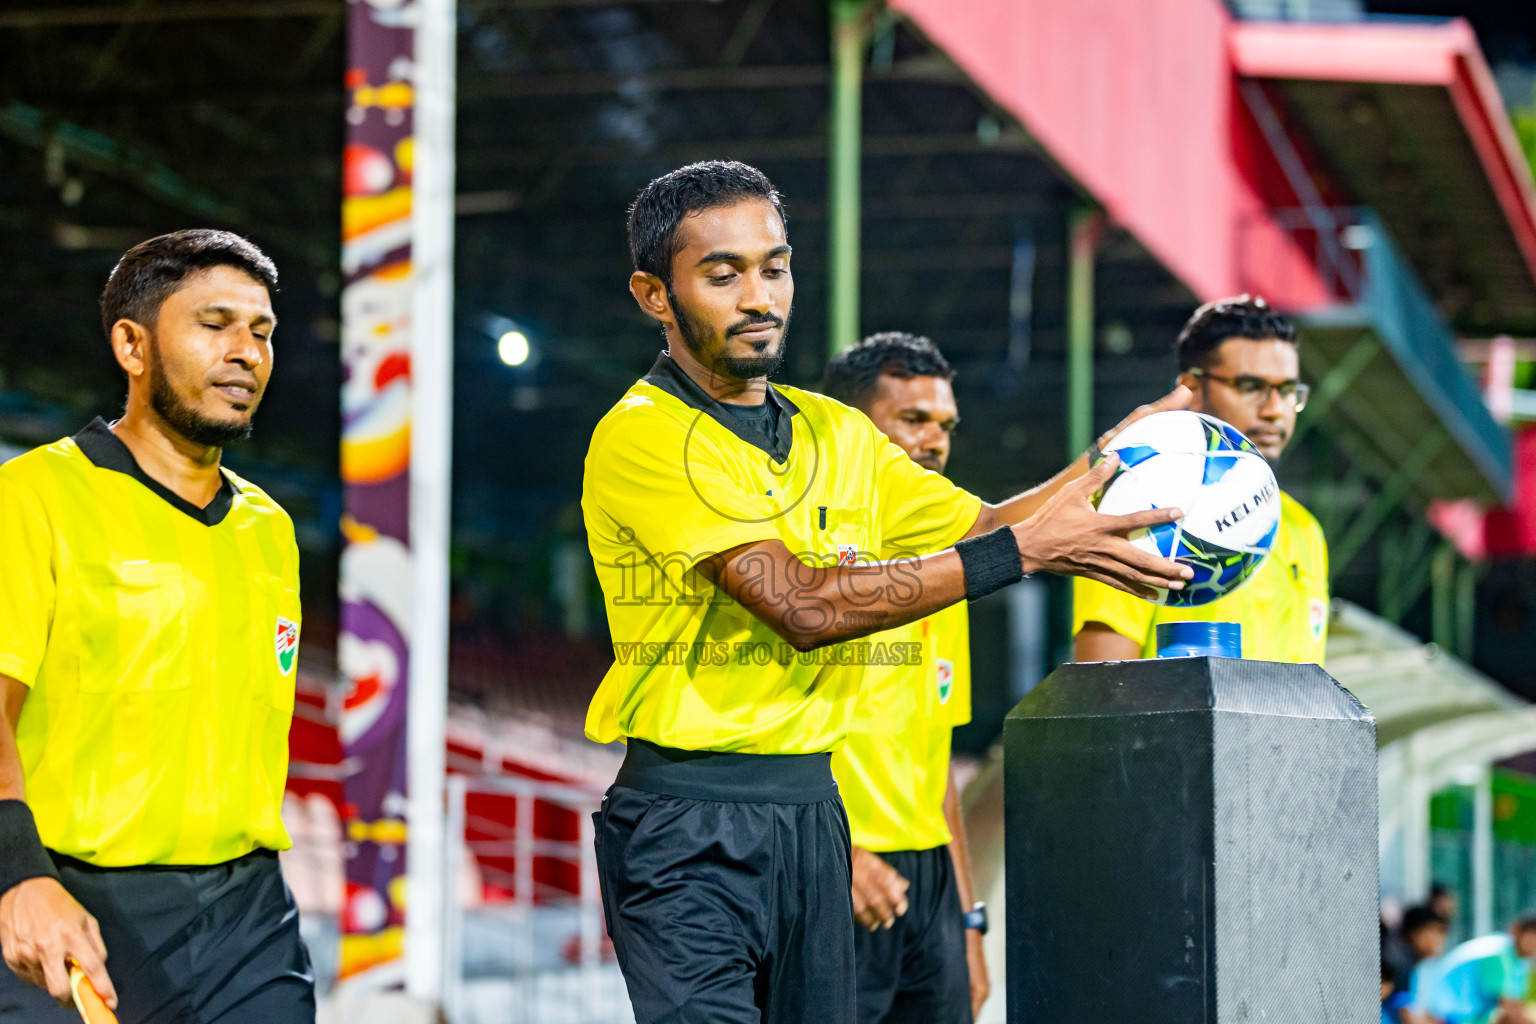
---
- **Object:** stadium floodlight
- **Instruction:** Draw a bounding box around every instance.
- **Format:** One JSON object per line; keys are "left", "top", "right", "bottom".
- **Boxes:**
{"left": 498, "top": 330, "right": 530, "bottom": 366}
{"left": 1341, "top": 224, "right": 1374, "bottom": 251}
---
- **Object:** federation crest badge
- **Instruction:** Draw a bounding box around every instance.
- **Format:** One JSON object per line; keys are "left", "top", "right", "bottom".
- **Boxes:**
{"left": 1309, "top": 598, "right": 1327, "bottom": 643}
{"left": 275, "top": 616, "right": 299, "bottom": 676}
{"left": 837, "top": 544, "right": 859, "bottom": 567}
{"left": 936, "top": 658, "right": 954, "bottom": 704}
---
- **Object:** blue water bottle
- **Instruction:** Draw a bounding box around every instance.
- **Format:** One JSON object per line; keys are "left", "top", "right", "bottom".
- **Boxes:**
{"left": 1155, "top": 621, "right": 1241, "bottom": 659}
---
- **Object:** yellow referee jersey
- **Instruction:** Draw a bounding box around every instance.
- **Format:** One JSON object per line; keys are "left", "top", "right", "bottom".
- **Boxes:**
{"left": 1073, "top": 490, "right": 1329, "bottom": 663}
{"left": 831, "top": 602, "right": 970, "bottom": 851}
{"left": 0, "top": 419, "right": 300, "bottom": 867}
{"left": 583, "top": 352, "right": 982, "bottom": 754}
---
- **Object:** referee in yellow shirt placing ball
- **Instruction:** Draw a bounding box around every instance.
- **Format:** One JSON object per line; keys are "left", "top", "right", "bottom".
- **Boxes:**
{"left": 1074, "top": 296, "right": 1329, "bottom": 665}
{"left": 823, "top": 334, "right": 989, "bottom": 1023}
{"left": 585, "top": 160, "right": 1196, "bottom": 1024}
{"left": 0, "top": 231, "right": 312, "bottom": 1022}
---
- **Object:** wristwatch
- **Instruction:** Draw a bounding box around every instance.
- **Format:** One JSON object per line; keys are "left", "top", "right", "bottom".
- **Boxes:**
{"left": 963, "top": 901, "right": 988, "bottom": 935}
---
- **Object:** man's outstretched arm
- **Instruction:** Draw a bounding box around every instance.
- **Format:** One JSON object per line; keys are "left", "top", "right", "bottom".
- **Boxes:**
{"left": 700, "top": 455, "right": 1193, "bottom": 650}
{"left": 962, "top": 386, "right": 1192, "bottom": 540}
{"left": 0, "top": 675, "right": 115, "bottom": 1009}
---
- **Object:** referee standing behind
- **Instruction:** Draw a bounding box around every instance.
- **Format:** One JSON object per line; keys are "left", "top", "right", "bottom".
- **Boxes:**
{"left": 1073, "top": 296, "right": 1329, "bottom": 665}
{"left": 0, "top": 230, "right": 313, "bottom": 1022}
{"left": 584, "top": 160, "right": 1194, "bottom": 1023}
{"left": 822, "top": 333, "right": 989, "bottom": 1022}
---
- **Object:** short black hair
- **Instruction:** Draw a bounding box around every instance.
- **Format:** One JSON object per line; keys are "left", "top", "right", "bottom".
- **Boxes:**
{"left": 1381, "top": 958, "right": 1396, "bottom": 985}
{"left": 1401, "top": 906, "right": 1447, "bottom": 936}
{"left": 1514, "top": 915, "right": 1536, "bottom": 936}
{"left": 1174, "top": 294, "right": 1296, "bottom": 372}
{"left": 100, "top": 229, "right": 277, "bottom": 339}
{"left": 627, "top": 161, "right": 786, "bottom": 289}
{"left": 821, "top": 332, "right": 956, "bottom": 410}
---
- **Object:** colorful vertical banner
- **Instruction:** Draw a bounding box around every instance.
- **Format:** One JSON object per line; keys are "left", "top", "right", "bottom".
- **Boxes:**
{"left": 339, "top": 0, "right": 417, "bottom": 981}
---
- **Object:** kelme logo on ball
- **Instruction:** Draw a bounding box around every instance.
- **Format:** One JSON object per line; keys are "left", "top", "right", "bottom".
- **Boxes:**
{"left": 937, "top": 658, "right": 954, "bottom": 704}
{"left": 275, "top": 617, "right": 299, "bottom": 676}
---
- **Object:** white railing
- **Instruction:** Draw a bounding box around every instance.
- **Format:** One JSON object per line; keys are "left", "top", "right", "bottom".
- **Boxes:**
{"left": 441, "top": 773, "right": 633, "bottom": 1024}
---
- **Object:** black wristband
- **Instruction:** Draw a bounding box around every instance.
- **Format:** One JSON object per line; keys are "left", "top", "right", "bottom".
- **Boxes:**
{"left": 955, "top": 526, "right": 1025, "bottom": 601}
{"left": 964, "top": 902, "right": 989, "bottom": 935}
{"left": 0, "top": 800, "right": 59, "bottom": 897}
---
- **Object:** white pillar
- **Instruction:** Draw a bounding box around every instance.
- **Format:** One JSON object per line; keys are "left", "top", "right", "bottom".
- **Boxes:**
{"left": 1473, "top": 765, "right": 1494, "bottom": 936}
{"left": 441, "top": 775, "right": 468, "bottom": 1019}
{"left": 1403, "top": 740, "right": 1431, "bottom": 903}
{"left": 405, "top": 0, "right": 456, "bottom": 1002}
{"left": 1006, "top": 578, "right": 1048, "bottom": 703}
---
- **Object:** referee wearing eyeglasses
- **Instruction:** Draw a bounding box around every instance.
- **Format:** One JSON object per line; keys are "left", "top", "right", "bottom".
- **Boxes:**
{"left": 1073, "top": 295, "right": 1330, "bottom": 665}
{"left": 0, "top": 231, "right": 313, "bottom": 1022}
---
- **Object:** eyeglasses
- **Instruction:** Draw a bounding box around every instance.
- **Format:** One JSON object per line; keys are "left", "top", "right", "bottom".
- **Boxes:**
{"left": 1188, "top": 368, "right": 1310, "bottom": 411}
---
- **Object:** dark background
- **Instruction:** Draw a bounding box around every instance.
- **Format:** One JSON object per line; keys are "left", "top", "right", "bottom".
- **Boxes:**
{"left": 1, "top": 0, "right": 1534, "bottom": 745}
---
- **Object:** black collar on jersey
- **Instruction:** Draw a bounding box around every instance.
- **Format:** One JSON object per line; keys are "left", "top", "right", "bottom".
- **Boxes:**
{"left": 73, "top": 417, "right": 239, "bottom": 527}
{"left": 641, "top": 350, "right": 800, "bottom": 464}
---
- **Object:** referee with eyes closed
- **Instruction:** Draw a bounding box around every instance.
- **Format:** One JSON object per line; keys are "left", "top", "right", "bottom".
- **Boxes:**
{"left": 582, "top": 160, "right": 1196, "bottom": 1024}
{"left": 0, "top": 231, "right": 313, "bottom": 1022}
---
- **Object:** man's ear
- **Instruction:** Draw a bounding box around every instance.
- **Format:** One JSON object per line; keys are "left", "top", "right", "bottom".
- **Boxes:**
{"left": 110, "top": 319, "right": 151, "bottom": 379}
{"left": 629, "top": 272, "right": 673, "bottom": 326}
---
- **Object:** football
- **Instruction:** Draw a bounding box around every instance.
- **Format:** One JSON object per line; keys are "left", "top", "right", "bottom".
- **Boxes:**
{"left": 1094, "top": 410, "right": 1280, "bottom": 607}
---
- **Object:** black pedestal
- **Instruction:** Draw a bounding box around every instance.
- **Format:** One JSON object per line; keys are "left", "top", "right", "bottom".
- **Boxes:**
{"left": 1004, "top": 657, "right": 1377, "bottom": 1022}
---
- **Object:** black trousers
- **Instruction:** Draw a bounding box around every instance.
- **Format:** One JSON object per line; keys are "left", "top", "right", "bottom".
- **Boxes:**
{"left": 852, "top": 846, "right": 971, "bottom": 1024}
{"left": 593, "top": 740, "right": 856, "bottom": 1024}
{"left": 0, "top": 849, "right": 314, "bottom": 1023}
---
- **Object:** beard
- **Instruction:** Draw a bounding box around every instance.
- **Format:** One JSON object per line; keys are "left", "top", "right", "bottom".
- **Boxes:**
{"left": 672, "top": 289, "right": 789, "bottom": 382}
{"left": 147, "top": 334, "right": 257, "bottom": 448}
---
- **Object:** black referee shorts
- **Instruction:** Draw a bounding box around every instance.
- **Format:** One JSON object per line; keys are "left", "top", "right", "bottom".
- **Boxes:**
{"left": 593, "top": 740, "right": 856, "bottom": 1024}
{"left": 0, "top": 848, "right": 314, "bottom": 1024}
{"left": 852, "top": 846, "right": 970, "bottom": 1024}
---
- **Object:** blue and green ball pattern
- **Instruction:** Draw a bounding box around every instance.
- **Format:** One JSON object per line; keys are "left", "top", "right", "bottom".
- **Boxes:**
{"left": 1094, "top": 414, "right": 1274, "bottom": 608}
{"left": 1143, "top": 517, "right": 1277, "bottom": 608}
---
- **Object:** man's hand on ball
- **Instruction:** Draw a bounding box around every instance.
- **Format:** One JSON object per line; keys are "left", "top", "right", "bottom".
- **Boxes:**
{"left": 1014, "top": 455, "right": 1192, "bottom": 599}
{"left": 1094, "top": 385, "right": 1193, "bottom": 454}
{"left": 851, "top": 847, "right": 909, "bottom": 932}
